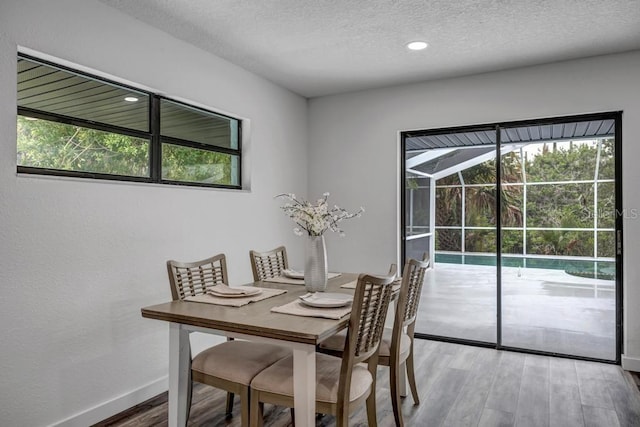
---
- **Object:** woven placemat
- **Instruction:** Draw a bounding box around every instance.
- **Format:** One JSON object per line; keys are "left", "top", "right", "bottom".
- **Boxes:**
{"left": 271, "top": 299, "right": 351, "bottom": 320}
{"left": 184, "top": 287, "right": 286, "bottom": 307}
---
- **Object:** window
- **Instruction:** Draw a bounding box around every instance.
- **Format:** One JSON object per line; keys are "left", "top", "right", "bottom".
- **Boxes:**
{"left": 17, "top": 54, "right": 241, "bottom": 189}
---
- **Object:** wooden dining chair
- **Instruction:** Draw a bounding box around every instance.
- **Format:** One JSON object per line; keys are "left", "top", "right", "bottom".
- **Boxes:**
{"left": 249, "top": 265, "right": 398, "bottom": 427}
{"left": 249, "top": 245, "right": 289, "bottom": 281}
{"left": 318, "top": 254, "right": 430, "bottom": 427}
{"left": 167, "top": 254, "right": 290, "bottom": 426}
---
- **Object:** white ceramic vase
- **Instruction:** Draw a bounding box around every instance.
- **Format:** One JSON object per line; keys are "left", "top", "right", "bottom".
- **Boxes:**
{"left": 304, "top": 235, "right": 328, "bottom": 292}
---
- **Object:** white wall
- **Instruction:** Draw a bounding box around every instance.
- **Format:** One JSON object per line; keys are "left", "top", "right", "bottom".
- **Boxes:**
{"left": 308, "top": 51, "right": 640, "bottom": 368}
{"left": 0, "top": 1, "right": 307, "bottom": 426}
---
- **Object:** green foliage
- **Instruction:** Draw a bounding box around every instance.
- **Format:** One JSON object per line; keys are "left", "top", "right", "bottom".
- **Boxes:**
{"left": 162, "top": 144, "right": 234, "bottom": 185}
{"left": 524, "top": 140, "right": 614, "bottom": 257}
{"left": 18, "top": 117, "right": 149, "bottom": 176}
{"left": 526, "top": 142, "right": 596, "bottom": 181}
{"left": 17, "top": 116, "right": 234, "bottom": 184}
{"left": 435, "top": 229, "right": 461, "bottom": 251}
{"left": 432, "top": 139, "right": 616, "bottom": 258}
{"left": 406, "top": 177, "right": 420, "bottom": 190}
{"left": 526, "top": 183, "right": 594, "bottom": 228}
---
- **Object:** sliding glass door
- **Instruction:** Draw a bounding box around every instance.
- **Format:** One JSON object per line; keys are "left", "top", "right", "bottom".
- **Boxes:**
{"left": 499, "top": 119, "right": 619, "bottom": 360}
{"left": 404, "top": 127, "right": 498, "bottom": 345}
{"left": 402, "top": 112, "right": 621, "bottom": 362}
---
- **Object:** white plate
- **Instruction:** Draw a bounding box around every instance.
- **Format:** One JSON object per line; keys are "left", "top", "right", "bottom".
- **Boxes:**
{"left": 282, "top": 269, "right": 305, "bottom": 279}
{"left": 299, "top": 292, "right": 353, "bottom": 308}
{"left": 208, "top": 287, "right": 263, "bottom": 298}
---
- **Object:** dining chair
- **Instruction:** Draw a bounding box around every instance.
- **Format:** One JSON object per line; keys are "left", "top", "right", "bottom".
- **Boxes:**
{"left": 249, "top": 265, "right": 398, "bottom": 427}
{"left": 318, "top": 254, "right": 430, "bottom": 427}
{"left": 249, "top": 245, "right": 289, "bottom": 281}
{"left": 167, "top": 254, "right": 290, "bottom": 426}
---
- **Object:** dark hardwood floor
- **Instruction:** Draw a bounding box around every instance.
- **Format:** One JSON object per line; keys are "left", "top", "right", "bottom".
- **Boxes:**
{"left": 94, "top": 340, "right": 640, "bottom": 426}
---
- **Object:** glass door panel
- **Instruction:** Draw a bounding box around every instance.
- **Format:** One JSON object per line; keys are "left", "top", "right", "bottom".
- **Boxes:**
{"left": 404, "top": 130, "right": 497, "bottom": 344}
{"left": 499, "top": 122, "right": 617, "bottom": 361}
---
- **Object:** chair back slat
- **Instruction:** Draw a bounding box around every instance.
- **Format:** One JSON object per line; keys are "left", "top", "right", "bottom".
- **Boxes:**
{"left": 402, "top": 255, "right": 430, "bottom": 327}
{"left": 167, "top": 254, "right": 228, "bottom": 301}
{"left": 348, "top": 266, "right": 397, "bottom": 364}
{"left": 249, "top": 246, "right": 288, "bottom": 281}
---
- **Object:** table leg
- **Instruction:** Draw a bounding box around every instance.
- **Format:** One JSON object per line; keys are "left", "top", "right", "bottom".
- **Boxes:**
{"left": 168, "top": 323, "right": 190, "bottom": 427}
{"left": 292, "top": 345, "right": 316, "bottom": 426}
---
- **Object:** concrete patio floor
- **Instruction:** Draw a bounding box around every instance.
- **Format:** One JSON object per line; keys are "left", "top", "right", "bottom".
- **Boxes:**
{"left": 415, "top": 262, "right": 617, "bottom": 361}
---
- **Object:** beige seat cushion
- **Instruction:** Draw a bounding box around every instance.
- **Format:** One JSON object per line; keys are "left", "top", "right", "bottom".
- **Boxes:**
{"left": 251, "top": 353, "right": 373, "bottom": 404}
{"left": 192, "top": 341, "right": 290, "bottom": 386}
{"left": 319, "top": 329, "right": 411, "bottom": 358}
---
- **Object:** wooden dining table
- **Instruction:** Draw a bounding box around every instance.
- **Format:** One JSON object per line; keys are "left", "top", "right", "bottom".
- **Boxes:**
{"left": 141, "top": 273, "right": 360, "bottom": 427}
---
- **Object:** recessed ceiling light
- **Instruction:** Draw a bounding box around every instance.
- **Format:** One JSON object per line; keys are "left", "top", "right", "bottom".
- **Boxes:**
{"left": 124, "top": 96, "right": 139, "bottom": 102}
{"left": 407, "top": 41, "right": 428, "bottom": 51}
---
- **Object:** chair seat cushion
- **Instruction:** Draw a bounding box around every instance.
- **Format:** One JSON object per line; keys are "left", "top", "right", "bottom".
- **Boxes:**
{"left": 250, "top": 353, "right": 373, "bottom": 404}
{"left": 191, "top": 341, "right": 290, "bottom": 386}
{"left": 319, "top": 329, "right": 411, "bottom": 358}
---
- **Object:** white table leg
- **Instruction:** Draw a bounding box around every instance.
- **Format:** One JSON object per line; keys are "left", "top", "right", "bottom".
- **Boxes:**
{"left": 399, "top": 360, "right": 408, "bottom": 397}
{"left": 168, "top": 323, "right": 190, "bottom": 427}
{"left": 293, "top": 345, "right": 316, "bottom": 426}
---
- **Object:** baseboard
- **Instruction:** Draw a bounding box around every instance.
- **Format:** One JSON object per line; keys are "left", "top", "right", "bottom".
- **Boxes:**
{"left": 48, "top": 376, "right": 168, "bottom": 427}
{"left": 622, "top": 355, "right": 640, "bottom": 372}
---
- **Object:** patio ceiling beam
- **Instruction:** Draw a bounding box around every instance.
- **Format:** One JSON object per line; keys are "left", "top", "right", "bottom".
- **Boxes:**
{"left": 406, "top": 168, "right": 433, "bottom": 178}
{"left": 432, "top": 145, "right": 521, "bottom": 180}
{"left": 406, "top": 148, "right": 457, "bottom": 169}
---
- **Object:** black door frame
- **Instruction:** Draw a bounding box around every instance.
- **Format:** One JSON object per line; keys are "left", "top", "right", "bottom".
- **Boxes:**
{"left": 400, "top": 111, "right": 623, "bottom": 364}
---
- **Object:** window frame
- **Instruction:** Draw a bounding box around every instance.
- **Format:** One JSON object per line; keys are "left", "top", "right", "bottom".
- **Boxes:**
{"left": 17, "top": 53, "right": 242, "bottom": 190}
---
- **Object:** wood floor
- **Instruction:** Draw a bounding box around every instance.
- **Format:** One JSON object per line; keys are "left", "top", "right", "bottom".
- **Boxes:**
{"left": 94, "top": 340, "right": 640, "bottom": 427}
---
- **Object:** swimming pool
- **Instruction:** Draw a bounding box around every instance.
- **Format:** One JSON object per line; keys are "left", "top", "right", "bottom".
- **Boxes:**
{"left": 435, "top": 253, "right": 615, "bottom": 279}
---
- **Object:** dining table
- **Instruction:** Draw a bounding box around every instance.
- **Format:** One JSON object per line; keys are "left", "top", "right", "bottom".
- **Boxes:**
{"left": 141, "top": 272, "right": 362, "bottom": 427}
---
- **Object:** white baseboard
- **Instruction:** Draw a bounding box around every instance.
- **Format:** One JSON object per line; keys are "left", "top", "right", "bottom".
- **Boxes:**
{"left": 622, "top": 355, "right": 640, "bottom": 372}
{"left": 49, "top": 376, "right": 168, "bottom": 427}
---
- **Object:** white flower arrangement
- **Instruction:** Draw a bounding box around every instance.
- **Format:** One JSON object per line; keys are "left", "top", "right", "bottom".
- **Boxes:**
{"left": 275, "top": 192, "right": 364, "bottom": 237}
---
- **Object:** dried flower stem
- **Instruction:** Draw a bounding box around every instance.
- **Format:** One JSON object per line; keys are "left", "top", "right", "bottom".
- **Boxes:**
{"left": 275, "top": 192, "right": 364, "bottom": 237}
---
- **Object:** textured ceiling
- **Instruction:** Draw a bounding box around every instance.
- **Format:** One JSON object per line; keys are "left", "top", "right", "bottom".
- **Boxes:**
{"left": 100, "top": 0, "right": 640, "bottom": 97}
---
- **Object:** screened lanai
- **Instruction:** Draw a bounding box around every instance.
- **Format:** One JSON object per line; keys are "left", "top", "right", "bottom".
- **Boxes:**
{"left": 403, "top": 116, "right": 619, "bottom": 361}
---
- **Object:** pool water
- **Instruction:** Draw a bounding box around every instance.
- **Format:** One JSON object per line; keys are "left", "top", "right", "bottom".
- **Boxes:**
{"left": 435, "top": 253, "right": 615, "bottom": 279}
